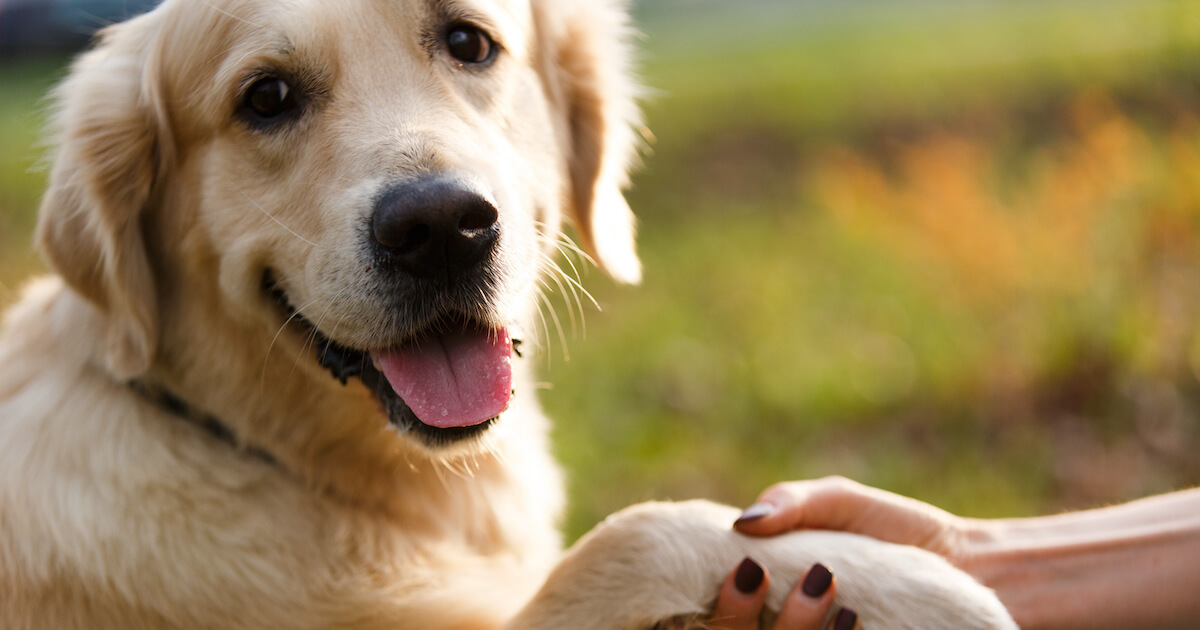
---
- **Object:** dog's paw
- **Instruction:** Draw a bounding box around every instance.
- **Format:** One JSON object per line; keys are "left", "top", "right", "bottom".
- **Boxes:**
{"left": 506, "top": 500, "right": 1017, "bottom": 630}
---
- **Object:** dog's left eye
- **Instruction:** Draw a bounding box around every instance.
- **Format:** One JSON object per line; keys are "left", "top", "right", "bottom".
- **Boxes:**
{"left": 444, "top": 23, "right": 495, "bottom": 65}
{"left": 241, "top": 76, "right": 301, "bottom": 124}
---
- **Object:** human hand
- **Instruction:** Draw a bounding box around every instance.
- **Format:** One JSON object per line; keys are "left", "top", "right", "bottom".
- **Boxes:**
{"left": 707, "top": 476, "right": 974, "bottom": 629}
{"left": 705, "top": 557, "right": 858, "bottom": 630}
{"left": 732, "top": 476, "right": 970, "bottom": 561}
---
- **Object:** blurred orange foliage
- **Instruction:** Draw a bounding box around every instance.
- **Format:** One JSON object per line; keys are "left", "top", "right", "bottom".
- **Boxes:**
{"left": 811, "top": 90, "right": 1199, "bottom": 294}
{"left": 809, "top": 88, "right": 1200, "bottom": 384}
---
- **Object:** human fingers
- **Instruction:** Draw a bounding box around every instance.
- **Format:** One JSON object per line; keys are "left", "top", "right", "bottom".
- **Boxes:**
{"left": 733, "top": 476, "right": 885, "bottom": 535}
{"left": 770, "top": 563, "right": 844, "bottom": 630}
{"left": 826, "top": 608, "right": 860, "bottom": 630}
{"left": 732, "top": 476, "right": 964, "bottom": 557}
{"left": 706, "top": 557, "right": 771, "bottom": 630}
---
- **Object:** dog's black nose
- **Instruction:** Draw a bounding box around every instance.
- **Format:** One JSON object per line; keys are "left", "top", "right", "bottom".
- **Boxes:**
{"left": 372, "top": 176, "right": 500, "bottom": 278}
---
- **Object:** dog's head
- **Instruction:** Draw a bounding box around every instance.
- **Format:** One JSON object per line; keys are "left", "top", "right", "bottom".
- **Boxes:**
{"left": 36, "top": 0, "right": 641, "bottom": 451}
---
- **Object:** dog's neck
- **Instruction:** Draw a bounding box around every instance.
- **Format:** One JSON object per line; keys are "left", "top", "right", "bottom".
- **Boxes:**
{"left": 107, "top": 269, "right": 563, "bottom": 558}
{"left": 127, "top": 378, "right": 281, "bottom": 468}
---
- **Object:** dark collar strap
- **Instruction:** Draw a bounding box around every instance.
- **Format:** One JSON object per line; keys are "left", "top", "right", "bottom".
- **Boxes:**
{"left": 128, "top": 380, "right": 280, "bottom": 468}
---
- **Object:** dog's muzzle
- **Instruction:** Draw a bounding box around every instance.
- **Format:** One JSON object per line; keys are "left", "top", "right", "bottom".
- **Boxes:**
{"left": 266, "top": 174, "right": 519, "bottom": 446}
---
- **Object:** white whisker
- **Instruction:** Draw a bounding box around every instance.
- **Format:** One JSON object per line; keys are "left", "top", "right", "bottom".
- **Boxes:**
{"left": 479, "top": 433, "right": 507, "bottom": 467}
{"left": 535, "top": 288, "right": 570, "bottom": 363}
{"left": 529, "top": 286, "right": 554, "bottom": 364}
{"left": 542, "top": 258, "right": 579, "bottom": 338}
{"left": 551, "top": 248, "right": 600, "bottom": 311}
{"left": 288, "top": 284, "right": 355, "bottom": 380}
{"left": 541, "top": 250, "right": 597, "bottom": 342}
{"left": 201, "top": 1, "right": 265, "bottom": 29}
{"left": 261, "top": 292, "right": 327, "bottom": 399}
{"left": 431, "top": 458, "right": 452, "bottom": 492}
{"left": 241, "top": 192, "right": 318, "bottom": 247}
{"left": 437, "top": 456, "right": 475, "bottom": 482}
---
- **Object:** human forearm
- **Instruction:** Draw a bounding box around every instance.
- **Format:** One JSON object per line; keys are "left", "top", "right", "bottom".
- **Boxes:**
{"left": 960, "top": 490, "right": 1200, "bottom": 630}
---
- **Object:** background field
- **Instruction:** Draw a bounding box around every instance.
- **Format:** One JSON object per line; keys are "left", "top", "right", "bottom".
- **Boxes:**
{"left": 3, "top": 0, "right": 1199, "bottom": 540}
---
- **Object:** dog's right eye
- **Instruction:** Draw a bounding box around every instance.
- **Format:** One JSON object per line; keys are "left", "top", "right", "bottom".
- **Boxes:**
{"left": 241, "top": 76, "right": 301, "bottom": 125}
{"left": 444, "top": 23, "right": 496, "bottom": 65}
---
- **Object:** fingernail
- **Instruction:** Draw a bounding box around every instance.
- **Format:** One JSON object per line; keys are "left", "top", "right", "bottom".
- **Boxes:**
{"left": 801, "top": 563, "right": 833, "bottom": 597}
{"left": 833, "top": 607, "right": 858, "bottom": 630}
{"left": 733, "top": 502, "right": 774, "bottom": 526}
{"left": 734, "top": 557, "right": 765, "bottom": 594}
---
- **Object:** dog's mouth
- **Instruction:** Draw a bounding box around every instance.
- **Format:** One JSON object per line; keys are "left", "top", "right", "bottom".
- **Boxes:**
{"left": 264, "top": 274, "right": 516, "bottom": 444}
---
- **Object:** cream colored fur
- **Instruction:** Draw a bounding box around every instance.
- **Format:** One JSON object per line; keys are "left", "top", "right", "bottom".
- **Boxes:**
{"left": 0, "top": 0, "right": 1013, "bottom": 628}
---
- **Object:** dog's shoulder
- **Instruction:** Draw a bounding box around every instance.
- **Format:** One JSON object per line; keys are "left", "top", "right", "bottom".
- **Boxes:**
{"left": 0, "top": 280, "right": 316, "bottom": 627}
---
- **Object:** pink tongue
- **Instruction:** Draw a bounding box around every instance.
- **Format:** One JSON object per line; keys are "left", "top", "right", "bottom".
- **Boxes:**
{"left": 372, "top": 328, "right": 513, "bottom": 428}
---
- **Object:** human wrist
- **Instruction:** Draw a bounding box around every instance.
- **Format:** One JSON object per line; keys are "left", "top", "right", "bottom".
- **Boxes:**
{"left": 947, "top": 516, "right": 1003, "bottom": 574}
{"left": 948, "top": 510, "right": 1200, "bottom": 630}
{"left": 950, "top": 518, "right": 1060, "bottom": 629}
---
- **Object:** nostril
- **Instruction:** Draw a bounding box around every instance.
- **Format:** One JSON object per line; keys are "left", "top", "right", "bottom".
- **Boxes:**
{"left": 371, "top": 175, "right": 501, "bottom": 277}
{"left": 396, "top": 223, "right": 431, "bottom": 254}
{"left": 373, "top": 214, "right": 432, "bottom": 254}
{"left": 458, "top": 203, "right": 499, "bottom": 233}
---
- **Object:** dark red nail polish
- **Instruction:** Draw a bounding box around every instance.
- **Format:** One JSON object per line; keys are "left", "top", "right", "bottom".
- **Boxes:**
{"left": 833, "top": 607, "right": 858, "bottom": 630}
{"left": 801, "top": 563, "right": 833, "bottom": 597}
{"left": 733, "top": 502, "right": 774, "bottom": 527}
{"left": 734, "top": 557, "right": 765, "bottom": 594}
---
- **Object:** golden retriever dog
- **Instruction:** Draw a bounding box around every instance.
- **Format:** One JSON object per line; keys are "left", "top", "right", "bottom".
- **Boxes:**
{"left": 0, "top": 0, "right": 1015, "bottom": 628}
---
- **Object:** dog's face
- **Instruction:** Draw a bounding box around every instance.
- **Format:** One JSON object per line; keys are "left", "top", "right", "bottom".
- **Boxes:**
{"left": 190, "top": 0, "right": 571, "bottom": 442}
{"left": 36, "top": 0, "right": 641, "bottom": 451}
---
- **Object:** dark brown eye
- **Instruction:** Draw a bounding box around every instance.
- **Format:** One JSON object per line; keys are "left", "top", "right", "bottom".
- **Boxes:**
{"left": 445, "top": 24, "right": 494, "bottom": 64}
{"left": 242, "top": 76, "right": 300, "bottom": 123}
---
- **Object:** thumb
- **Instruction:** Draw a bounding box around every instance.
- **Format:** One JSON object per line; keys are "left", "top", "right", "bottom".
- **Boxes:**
{"left": 732, "top": 477, "right": 871, "bottom": 536}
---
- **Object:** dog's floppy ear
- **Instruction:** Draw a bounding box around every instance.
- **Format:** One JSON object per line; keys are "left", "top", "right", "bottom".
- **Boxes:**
{"left": 36, "top": 15, "right": 168, "bottom": 379}
{"left": 540, "top": 0, "right": 643, "bottom": 284}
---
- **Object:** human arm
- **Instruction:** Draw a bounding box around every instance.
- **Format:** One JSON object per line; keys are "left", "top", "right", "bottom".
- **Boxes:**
{"left": 731, "top": 476, "right": 1200, "bottom": 630}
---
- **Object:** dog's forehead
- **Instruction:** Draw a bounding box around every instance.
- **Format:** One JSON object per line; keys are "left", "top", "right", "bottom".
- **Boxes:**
{"left": 213, "top": 0, "right": 530, "bottom": 76}
{"left": 194, "top": 0, "right": 531, "bottom": 50}
{"left": 164, "top": 0, "right": 536, "bottom": 126}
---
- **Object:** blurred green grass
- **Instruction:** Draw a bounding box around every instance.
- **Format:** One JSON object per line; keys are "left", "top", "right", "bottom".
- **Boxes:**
{"left": 546, "top": 0, "right": 1200, "bottom": 538}
{"left": 2, "top": 1, "right": 1199, "bottom": 542}
{"left": 638, "top": 0, "right": 1200, "bottom": 137}
{"left": 0, "top": 57, "right": 63, "bottom": 302}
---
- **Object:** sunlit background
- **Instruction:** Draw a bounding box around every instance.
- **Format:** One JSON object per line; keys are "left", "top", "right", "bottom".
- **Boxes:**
{"left": 2, "top": 0, "right": 1199, "bottom": 540}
